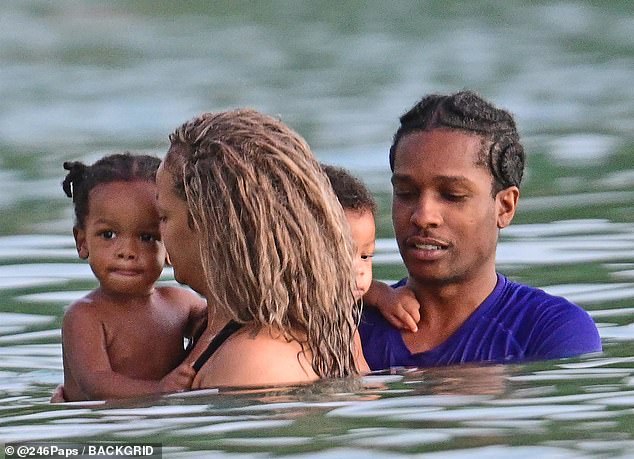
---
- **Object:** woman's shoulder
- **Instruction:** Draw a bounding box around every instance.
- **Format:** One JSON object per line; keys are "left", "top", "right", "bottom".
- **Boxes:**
{"left": 195, "top": 326, "right": 317, "bottom": 388}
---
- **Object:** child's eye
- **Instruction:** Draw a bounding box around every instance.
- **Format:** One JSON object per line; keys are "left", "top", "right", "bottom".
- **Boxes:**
{"left": 100, "top": 230, "right": 115, "bottom": 240}
{"left": 140, "top": 233, "right": 159, "bottom": 242}
{"left": 361, "top": 254, "right": 374, "bottom": 261}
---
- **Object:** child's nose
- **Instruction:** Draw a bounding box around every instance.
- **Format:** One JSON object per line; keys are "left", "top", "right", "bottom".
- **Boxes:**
{"left": 116, "top": 239, "right": 137, "bottom": 259}
{"left": 355, "top": 265, "right": 368, "bottom": 284}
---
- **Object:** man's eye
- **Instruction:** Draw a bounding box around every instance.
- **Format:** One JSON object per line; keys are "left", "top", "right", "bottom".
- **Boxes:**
{"left": 443, "top": 192, "right": 467, "bottom": 202}
{"left": 100, "top": 230, "right": 115, "bottom": 240}
{"left": 394, "top": 188, "right": 416, "bottom": 199}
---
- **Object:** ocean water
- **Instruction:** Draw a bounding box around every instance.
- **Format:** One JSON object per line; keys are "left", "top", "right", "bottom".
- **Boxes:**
{"left": 0, "top": 1, "right": 633, "bottom": 457}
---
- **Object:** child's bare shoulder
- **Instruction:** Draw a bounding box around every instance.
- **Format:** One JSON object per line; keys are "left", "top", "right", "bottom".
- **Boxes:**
{"left": 61, "top": 292, "right": 111, "bottom": 339}
{"left": 154, "top": 285, "right": 205, "bottom": 310}
{"left": 63, "top": 292, "right": 106, "bottom": 323}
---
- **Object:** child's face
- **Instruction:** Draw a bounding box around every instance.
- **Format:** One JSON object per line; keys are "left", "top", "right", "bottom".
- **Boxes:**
{"left": 73, "top": 180, "right": 167, "bottom": 297}
{"left": 345, "top": 209, "right": 376, "bottom": 300}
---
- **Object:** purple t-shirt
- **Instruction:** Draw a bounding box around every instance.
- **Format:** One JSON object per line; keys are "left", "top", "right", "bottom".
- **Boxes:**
{"left": 359, "top": 274, "right": 602, "bottom": 370}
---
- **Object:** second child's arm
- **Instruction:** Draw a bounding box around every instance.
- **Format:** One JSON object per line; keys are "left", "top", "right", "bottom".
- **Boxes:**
{"left": 62, "top": 305, "right": 195, "bottom": 400}
{"left": 363, "top": 280, "right": 421, "bottom": 333}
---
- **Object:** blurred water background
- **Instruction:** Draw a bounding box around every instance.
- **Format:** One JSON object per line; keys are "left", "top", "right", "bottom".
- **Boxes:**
{"left": 0, "top": 0, "right": 633, "bottom": 457}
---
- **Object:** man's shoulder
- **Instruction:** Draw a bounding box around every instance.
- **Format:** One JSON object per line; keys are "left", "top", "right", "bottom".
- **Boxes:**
{"left": 499, "top": 276, "right": 601, "bottom": 357}
{"left": 496, "top": 274, "right": 596, "bottom": 330}
{"left": 498, "top": 275, "right": 580, "bottom": 310}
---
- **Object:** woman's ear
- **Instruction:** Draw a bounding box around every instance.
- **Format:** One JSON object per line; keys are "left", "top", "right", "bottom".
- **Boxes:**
{"left": 73, "top": 226, "right": 89, "bottom": 259}
{"left": 496, "top": 186, "right": 519, "bottom": 229}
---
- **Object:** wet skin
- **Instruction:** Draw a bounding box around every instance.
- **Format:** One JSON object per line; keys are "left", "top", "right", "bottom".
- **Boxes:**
{"left": 345, "top": 209, "right": 376, "bottom": 300}
{"left": 390, "top": 128, "right": 518, "bottom": 352}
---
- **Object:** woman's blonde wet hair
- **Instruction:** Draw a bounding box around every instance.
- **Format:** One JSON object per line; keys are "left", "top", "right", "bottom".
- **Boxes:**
{"left": 164, "top": 109, "right": 360, "bottom": 378}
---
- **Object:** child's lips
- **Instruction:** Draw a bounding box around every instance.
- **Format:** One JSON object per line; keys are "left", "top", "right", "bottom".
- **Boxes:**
{"left": 111, "top": 268, "right": 142, "bottom": 276}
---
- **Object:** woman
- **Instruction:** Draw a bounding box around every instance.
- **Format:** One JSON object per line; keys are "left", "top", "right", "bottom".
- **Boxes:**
{"left": 157, "top": 109, "right": 367, "bottom": 388}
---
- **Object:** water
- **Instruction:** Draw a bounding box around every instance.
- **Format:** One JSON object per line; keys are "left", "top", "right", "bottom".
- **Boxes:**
{"left": 1, "top": 0, "right": 633, "bottom": 457}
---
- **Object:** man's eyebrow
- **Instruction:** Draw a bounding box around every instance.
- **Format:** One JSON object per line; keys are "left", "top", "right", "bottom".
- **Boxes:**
{"left": 436, "top": 175, "right": 473, "bottom": 185}
{"left": 390, "top": 173, "right": 413, "bottom": 184}
{"left": 391, "top": 173, "right": 473, "bottom": 184}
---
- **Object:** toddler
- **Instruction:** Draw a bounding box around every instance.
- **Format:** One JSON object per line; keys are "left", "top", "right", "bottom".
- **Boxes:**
{"left": 323, "top": 164, "right": 420, "bottom": 333}
{"left": 60, "top": 153, "right": 206, "bottom": 401}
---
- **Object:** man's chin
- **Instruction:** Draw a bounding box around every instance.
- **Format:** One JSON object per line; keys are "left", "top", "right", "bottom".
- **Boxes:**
{"left": 407, "top": 270, "right": 455, "bottom": 286}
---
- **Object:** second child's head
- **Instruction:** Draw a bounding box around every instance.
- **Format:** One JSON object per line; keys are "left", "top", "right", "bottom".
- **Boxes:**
{"left": 322, "top": 164, "right": 377, "bottom": 300}
{"left": 62, "top": 153, "right": 165, "bottom": 297}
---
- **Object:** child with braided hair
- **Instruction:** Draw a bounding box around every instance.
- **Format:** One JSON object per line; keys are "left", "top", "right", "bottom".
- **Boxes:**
{"left": 59, "top": 153, "right": 206, "bottom": 401}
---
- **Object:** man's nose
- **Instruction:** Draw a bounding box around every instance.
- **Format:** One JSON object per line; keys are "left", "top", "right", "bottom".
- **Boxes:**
{"left": 410, "top": 195, "right": 443, "bottom": 228}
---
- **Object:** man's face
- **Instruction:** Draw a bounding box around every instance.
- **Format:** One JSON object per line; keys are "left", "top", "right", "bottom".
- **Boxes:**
{"left": 391, "top": 128, "right": 517, "bottom": 287}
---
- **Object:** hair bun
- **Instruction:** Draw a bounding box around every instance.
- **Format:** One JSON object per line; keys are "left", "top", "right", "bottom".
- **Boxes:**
{"left": 62, "top": 161, "right": 87, "bottom": 198}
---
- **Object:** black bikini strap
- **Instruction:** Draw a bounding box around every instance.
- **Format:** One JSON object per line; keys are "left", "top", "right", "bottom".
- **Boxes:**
{"left": 192, "top": 320, "right": 243, "bottom": 372}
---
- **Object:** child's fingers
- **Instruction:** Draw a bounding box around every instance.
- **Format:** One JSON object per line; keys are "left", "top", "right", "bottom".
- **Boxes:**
{"left": 182, "top": 364, "right": 196, "bottom": 376}
{"left": 403, "top": 303, "right": 421, "bottom": 324}
{"left": 384, "top": 312, "right": 406, "bottom": 330}
{"left": 50, "top": 384, "right": 66, "bottom": 403}
{"left": 395, "top": 309, "right": 418, "bottom": 333}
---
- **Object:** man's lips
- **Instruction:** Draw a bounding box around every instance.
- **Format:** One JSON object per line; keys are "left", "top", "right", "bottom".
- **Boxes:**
{"left": 404, "top": 236, "right": 450, "bottom": 259}
{"left": 406, "top": 236, "right": 450, "bottom": 250}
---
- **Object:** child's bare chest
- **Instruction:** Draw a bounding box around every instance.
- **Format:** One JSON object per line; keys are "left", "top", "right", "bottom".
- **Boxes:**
{"left": 101, "top": 305, "right": 188, "bottom": 379}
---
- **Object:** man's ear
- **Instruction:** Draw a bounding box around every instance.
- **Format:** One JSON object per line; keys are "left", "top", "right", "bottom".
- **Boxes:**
{"left": 496, "top": 186, "right": 519, "bottom": 229}
{"left": 165, "top": 252, "right": 172, "bottom": 266}
{"left": 73, "top": 226, "right": 89, "bottom": 259}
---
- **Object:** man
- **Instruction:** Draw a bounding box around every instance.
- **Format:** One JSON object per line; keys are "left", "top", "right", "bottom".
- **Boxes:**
{"left": 360, "top": 90, "right": 601, "bottom": 369}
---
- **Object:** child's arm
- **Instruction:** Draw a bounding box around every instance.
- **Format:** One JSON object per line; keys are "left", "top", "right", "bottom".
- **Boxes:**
{"left": 353, "top": 330, "right": 369, "bottom": 373}
{"left": 184, "top": 296, "right": 208, "bottom": 342}
{"left": 62, "top": 304, "right": 195, "bottom": 400}
{"left": 363, "top": 280, "right": 421, "bottom": 333}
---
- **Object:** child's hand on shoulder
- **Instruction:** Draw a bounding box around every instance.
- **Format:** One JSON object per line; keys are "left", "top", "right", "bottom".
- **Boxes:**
{"left": 160, "top": 363, "right": 196, "bottom": 393}
{"left": 365, "top": 280, "right": 420, "bottom": 333}
{"left": 383, "top": 285, "right": 421, "bottom": 332}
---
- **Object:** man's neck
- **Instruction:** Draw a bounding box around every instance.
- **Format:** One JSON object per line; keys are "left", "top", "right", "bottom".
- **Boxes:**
{"left": 401, "top": 270, "right": 498, "bottom": 354}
